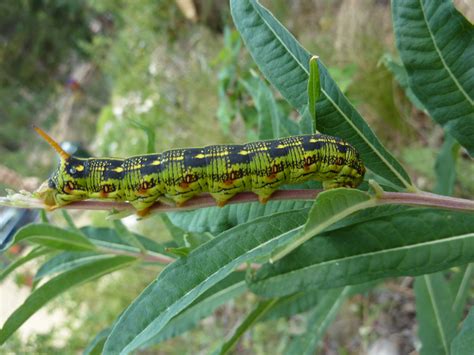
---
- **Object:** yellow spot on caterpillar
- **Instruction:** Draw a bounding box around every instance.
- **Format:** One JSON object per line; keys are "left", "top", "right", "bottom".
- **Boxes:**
{"left": 216, "top": 151, "right": 229, "bottom": 157}
{"left": 195, "top": 154, "right": 205, "bottom": 159}
{"left": 76, "top": 165, "right": 84, "bottom": 172}
{"left": 113, "top": 167, "right": 124, "bottom": 173}
{"left": 172, "top": 156, "right": 184, "bottom": 161}
{"left": 151, "top": 160, "right": 161, "bottom": 165}
{"left": 132, "top": 165, "right": 143, "bottom": 170}
{"left": 276, "top": 144, "right": 287, "bottom": 149}
{"left": 239, "top": 150, "right": 249, "bottom": 155}
{"left": 309, "top": 139, "right": 319, "bottom": 143}
{"left": 256, "top": 146, "right": 268, "bottom": 151}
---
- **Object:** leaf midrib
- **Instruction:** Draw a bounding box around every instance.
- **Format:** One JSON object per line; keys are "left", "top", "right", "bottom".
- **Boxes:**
{"left": 249, "top": 0, "right": 412, "bottom": 188}
{"left": 418, "top": 0, "right": 473, "bottom": 106}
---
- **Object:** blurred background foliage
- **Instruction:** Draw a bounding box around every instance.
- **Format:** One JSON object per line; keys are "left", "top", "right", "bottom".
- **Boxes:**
{"left": 0, "top": 0, "right": 473, "bottom": 352}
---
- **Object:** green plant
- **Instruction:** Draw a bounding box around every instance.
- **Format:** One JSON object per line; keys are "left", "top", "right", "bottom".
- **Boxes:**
{"left": 0, "top": 0, "right": 473, "bottom": 353}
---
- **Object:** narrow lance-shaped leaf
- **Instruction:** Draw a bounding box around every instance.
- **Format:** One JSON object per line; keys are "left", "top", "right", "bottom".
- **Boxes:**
{"left": 434, "top": 133, "right": 460, "bottom": 196}
{"left": 381, "top": 53, "right": 426, "bottom": 111}
{"left": 451, "top": 307, "right": 474, "bottom": 355}
{"left": 271, "top": 188, "right": 376, "bottom": 262}
{"left": 130, "top": 119, "right": 156, "bottom": 153}
{"left": 11, "top": 223, "right": 96, "bottom": 251}
{"left": 33, "top": 251, "right": 114, "bottom": 286}
{"left": 83, "top": 328, "right": 112, "bottom": 355}
{"left": 112, "top": 220, "right": 146, "bottom": 253}
{"left": 415, "top": 274, "right": 457, "bottom": 355}
{"left": 450, "top": 264, "right": 473, "bottom": 324}
{"left": 250, "top": 209, "right": 474, "bottom": 297}
{"left": 0, "top": 256, "right": 136, "bottom": 345}
{"left": 141, "top": 272, "right": 247, "bottom": 347}
{"left": 81, "top": 226, "right": 167, "bottom": 256}
{"left": 285, "top": 287, "right": 350, "bottom": 354}
{"left": 61, "top": 210, "right": 79, "bottom": 231}
{"left": 230, "top": 0, "right": 412, "bottom": 189}
{"left": 0, "top": 247, "right": 52, "bottom": 283}
{"left": 218, "top": 298, "right": 279, "bottom": 355}
{"left": 168, "top": 200, "right": 313, "bottom": 234}
{"left": 307, "top": 55, "right": 320, "bottom": 131}
{"left": 103, "top": 210, "right": 309, "bottom": 354}
{"left": 241, "top": 76, "right": 281, "bottom": 139}
{"left": 261, "top": 290, "right": 321, "bottom": 321}
{"left": 392, "top": 0, "right": 474, "bottom": 156}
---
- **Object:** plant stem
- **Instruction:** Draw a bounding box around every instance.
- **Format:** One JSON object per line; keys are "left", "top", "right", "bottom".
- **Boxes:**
{"left": 2, "top": 189, "right": 473, "bottom": 214}
{"left": 378, "top": 191, "right": 474, "bottom": 211}
{"left": 96, "top": 245, "right": 262, "bottom": 270}
{"left": 96, "top": 247, "right": 176, "bottom": 264}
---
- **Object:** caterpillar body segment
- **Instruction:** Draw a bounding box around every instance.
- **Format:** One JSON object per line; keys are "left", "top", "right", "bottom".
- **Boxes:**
{"left": 34, "top": 128, "right": 365, "bottom": 215}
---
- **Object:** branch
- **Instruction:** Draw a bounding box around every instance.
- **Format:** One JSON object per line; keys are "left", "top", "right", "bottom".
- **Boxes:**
{"left": 1, "top": 188, "right": 473, "bottom": 215}
{"left": 97, "top": 243, "right": 262, "bottom": 270}
{"left": 378, "top": 191, "right": 474, "bottom": 211}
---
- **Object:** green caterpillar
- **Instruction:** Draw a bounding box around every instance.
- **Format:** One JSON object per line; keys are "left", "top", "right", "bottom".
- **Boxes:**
{"left": 34, "top": 127, "right": 365, "bottom": 216}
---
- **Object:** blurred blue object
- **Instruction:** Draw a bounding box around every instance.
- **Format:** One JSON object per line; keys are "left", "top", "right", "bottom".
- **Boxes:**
{"left": 0, "top": 207, "right": 38, "bottom": 252}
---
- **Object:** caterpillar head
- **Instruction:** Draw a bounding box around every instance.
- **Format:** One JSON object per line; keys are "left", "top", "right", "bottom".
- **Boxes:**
{"left": 33, "top": 127, "right": 88, "bottom": 209}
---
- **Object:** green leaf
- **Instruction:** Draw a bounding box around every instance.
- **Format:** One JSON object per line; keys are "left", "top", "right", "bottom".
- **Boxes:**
{"left": 450, "top": 264, "right": 474, "bottom": 324}
{"left": 81, "top": 226, "right": 166, "bottom": 255}
{"left": 129, "top": 119, "right": 156, "bottom": 154}
{"left": 0, "top": 255, "right": 136, "bottom": 345}
{"left": 241, "top": 75, "right": 300, "bottom": 139}
{"left": 261, "top": 290, "right": 321, "bottom": 321}
{"left": 12, "top": 223, "right": 96, "bottom": 251}
{"left": 241, "top": 77, "right": 280, "bottom": 139}
{"left": 0, "top": 247, "right": 51, "bottom": 283}
{"left": 218, "top": 298, "right": 279, "bottom": 355}
{"left": 165, "top": 246, "right": 191, "bottom": 258}
{"left": 61, "top": 210, "right": 79, "bottom": 231}
{"left": 230, "top": 0, "right": 412, "bottom": 188}
{"left": 83, "top": 328, "right": 111, "bottom": 355}
{"left": 103, "top": 210, "right": 308, "bottom": 354}
{"left": 415, "top": 273, "right": 457, "bottom": 355}
{"left": 434, "top": 133, "right": 460, "bottom": 196}
{"left": 381, "top": 53, "right": 426, "bottom": 111}
{"left": 263, "top": 281, "right": 377, "bottom": 322}
{"left": 161, "top": 214, "right": 186, "bottom": 246}
{"left": 33, "top": 251, "right": 114, "bottom": 286}
{"left": 307, "top": 55, "right": 320, "bottom": 130}
{"left": 392, "top": 0, "right": 474, "bottom": 156}
{"left": 168, "top": 200, "right": 313, "bottom": 234}
{"left": 285, "top": 287, "right": 350, "bottom": 354}
{"left": 451, "top": 307, "right": 474, "bottom": 355}
{"left": 271, "top": 188, "right": 376, "bottom": 261}
{"left": 140, "top": 272, "right": 247, "bottom": 347}
{"left": 112, "top": 220, "right": 146, "bottom": 253}
{"left": 250, "top": 209, "right": 474, "bottom": 297}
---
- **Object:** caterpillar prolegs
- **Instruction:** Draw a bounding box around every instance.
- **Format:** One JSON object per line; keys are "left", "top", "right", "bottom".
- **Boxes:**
{"left": 34, "top": 127, "right": 365, "bottom": 216}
